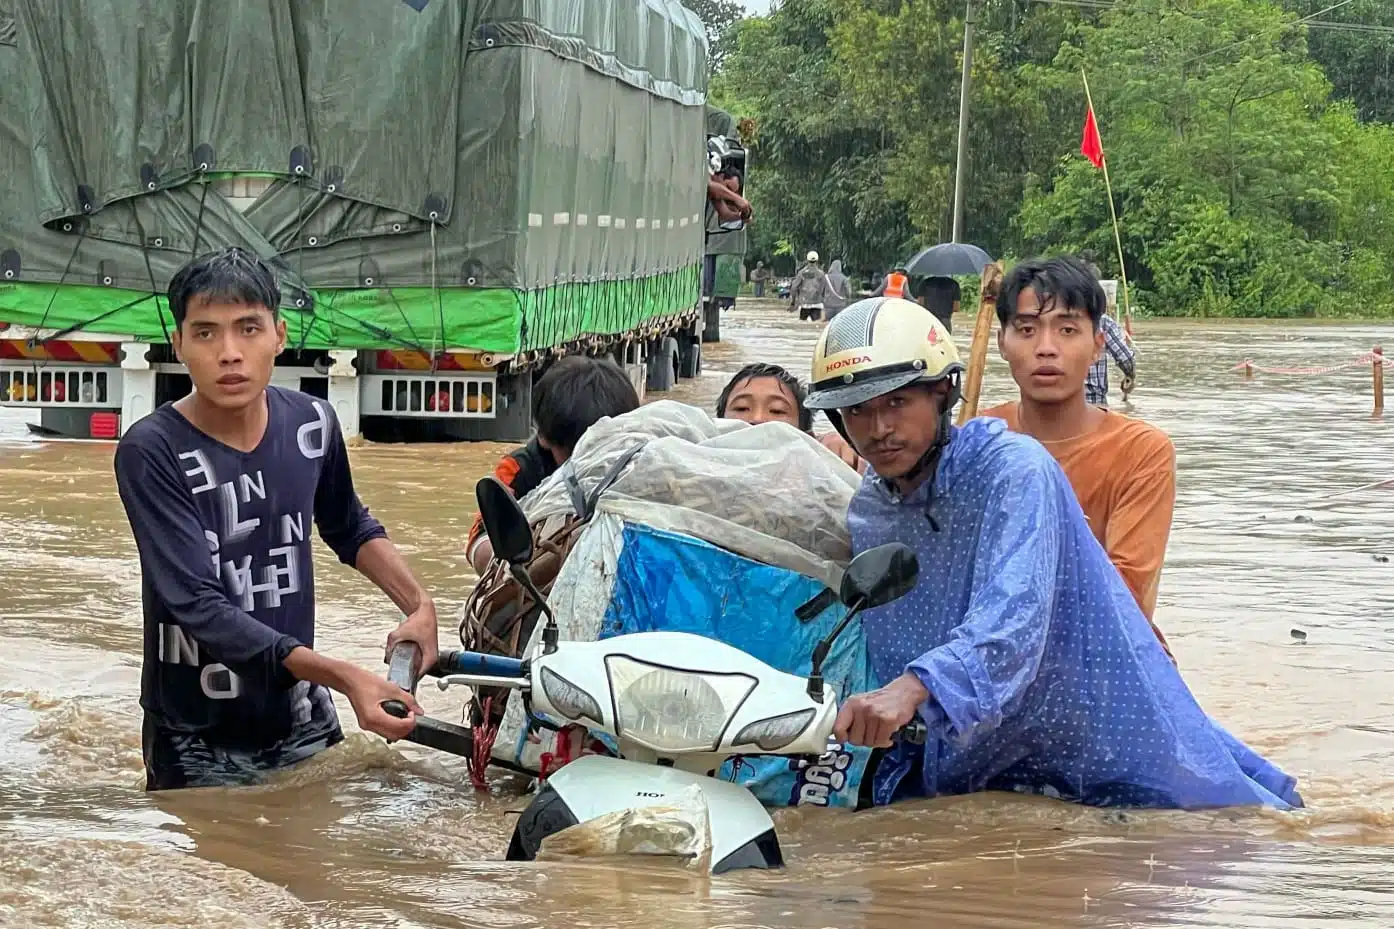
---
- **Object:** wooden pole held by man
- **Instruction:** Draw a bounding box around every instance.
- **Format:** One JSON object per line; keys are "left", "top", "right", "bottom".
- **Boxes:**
{"left": 956, "top": 261, "right": 1003, "bottom": 426}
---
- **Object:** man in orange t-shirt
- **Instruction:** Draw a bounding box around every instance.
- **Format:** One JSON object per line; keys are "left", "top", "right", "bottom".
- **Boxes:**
{"left": 981, "top": 257, "right": 1176, "bottom": 657}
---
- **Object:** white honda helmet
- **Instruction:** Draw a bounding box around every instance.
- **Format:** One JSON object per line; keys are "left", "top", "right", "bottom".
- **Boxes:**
{"left": 806, "top": 250, "right": 820, "bottom": 264}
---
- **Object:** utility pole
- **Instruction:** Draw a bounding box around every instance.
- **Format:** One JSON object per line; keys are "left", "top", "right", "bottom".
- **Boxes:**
{"left": 950, "top": 0, "right": 977, "bottom": 244}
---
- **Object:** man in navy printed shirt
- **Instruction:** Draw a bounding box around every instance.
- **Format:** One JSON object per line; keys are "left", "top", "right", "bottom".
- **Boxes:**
{"left": 115, "top": 247, "right": 436, "bottom": 790}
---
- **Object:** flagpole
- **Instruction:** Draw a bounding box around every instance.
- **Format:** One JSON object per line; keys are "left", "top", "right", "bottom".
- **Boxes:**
{"left": 1081, "top": 69, "right": 1133, "bottom": 331}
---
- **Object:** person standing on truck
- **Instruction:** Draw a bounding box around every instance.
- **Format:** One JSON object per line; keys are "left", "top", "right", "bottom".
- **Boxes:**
{"left": 789, "top": 251, "right": 831, "bottom": 321}
{"left": 466, "top": 355, "right": 640, "bottom": 574}
{"left": 708, "top": 170, "right": 752, "bottom": 230}
{"left": 802, "top": 295, "right": 1301, "bottom": 811}
{"left": 113, "top": 247, "right": 439, "bottom": 791}
{"left": 980, "top": 257, "right": 1175, "bottom": 658}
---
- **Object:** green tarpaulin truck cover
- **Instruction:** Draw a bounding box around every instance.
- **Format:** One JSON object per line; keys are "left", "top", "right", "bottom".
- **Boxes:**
{"left": 0, "top": 1, "right": 710, "bottom": 354}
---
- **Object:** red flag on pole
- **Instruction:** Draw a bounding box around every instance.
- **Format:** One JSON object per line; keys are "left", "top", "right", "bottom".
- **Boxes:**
{"left": 1080, "top": 104, "right": 1105, "bottom": 169}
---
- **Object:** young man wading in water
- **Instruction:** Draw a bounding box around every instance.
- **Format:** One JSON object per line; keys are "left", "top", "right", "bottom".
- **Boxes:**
{"left": 114, "top": 248, "right": 437, "bottom": 791}
{"left": 716, "top": 362, "right": 813, "bottom": 432}
{"left": 803, "top": 296, "right": 1300, "bottom": 810}
{"left": 981, "top": 257, "right": 1176, "bottom": 658}
{"left": 716, "top": 362, "right": 872, "bottom": 475}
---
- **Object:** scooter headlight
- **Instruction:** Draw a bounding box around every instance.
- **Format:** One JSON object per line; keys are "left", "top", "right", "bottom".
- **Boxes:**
{"left": 733, "top": 708, "right": 817, "bottom": 752}
{"left": 604, "top": 655, "right": 756, "bottom": 753}
{"left": 539, "top": 667, "right": 603, "bottom": 723}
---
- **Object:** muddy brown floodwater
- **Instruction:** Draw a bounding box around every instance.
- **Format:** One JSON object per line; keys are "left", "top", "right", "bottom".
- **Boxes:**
{"left": 2, "top": 301, "right": 1394, "bottom": 928}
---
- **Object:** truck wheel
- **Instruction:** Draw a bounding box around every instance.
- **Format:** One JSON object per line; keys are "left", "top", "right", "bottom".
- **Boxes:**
{"left": 702, "top": 298, "right": 722, "bottom": 343}
{"left": 646, "top": 337, "right": 678, "bottom": 391}
{"left": 677, "top": 337, "right": 701, "bottom": 379}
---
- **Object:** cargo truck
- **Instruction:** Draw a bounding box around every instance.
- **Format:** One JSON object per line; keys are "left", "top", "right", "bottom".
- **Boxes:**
{"left": 0, "top": 0, "right": 747, "bottom": 442}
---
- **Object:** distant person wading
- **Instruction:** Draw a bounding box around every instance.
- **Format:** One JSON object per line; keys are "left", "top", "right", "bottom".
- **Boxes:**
{"left": 750, "top": 261, "right": 773, "bottom": 298}
{"left": 789, "top": 251, "right": 832, "bottom": 322}
{"left": 915, "top": 276, "right": 960, "bottom": 334}
{"left": 824, "top": 260, "right": 853, "bottom": 321}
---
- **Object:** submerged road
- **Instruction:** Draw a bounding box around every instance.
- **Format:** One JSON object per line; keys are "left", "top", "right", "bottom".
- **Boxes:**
{"left": 2, "top": 301, "right": 1393, "bottom": 928}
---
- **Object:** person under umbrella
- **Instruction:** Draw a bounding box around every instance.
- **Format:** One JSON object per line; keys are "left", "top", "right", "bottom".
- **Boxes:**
{"left": 914, "top": 276, "right": 960, "bottom": 333}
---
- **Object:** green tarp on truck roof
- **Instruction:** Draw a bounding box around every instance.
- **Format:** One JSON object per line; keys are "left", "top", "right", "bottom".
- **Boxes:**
{"left": 0, "top": 0, "right": 709, "bottom": 353}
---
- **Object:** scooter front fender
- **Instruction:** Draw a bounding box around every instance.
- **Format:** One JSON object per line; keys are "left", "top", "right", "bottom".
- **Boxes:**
{"left": 506, "top": 755, "right": 783, "bottom": 874}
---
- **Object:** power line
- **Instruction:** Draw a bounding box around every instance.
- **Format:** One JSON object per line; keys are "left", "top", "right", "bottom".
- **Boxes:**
{"left": 1029, "top": 0, "right": 1391, "bottom": 35}
{"left": 1182, "top": 0, "right": 1357, "bottom": 63}
{"left": 1304, "top": 19, "right": 1394, "bottom": 35}
{"left": 1027, "top": 0, "right": 1392, "bottom": 55}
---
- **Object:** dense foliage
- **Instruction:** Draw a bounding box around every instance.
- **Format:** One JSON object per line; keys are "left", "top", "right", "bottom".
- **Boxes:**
{"left": 699, "top": 0, "right": 1394, "bottom": 317}
{"left": 686, "top": 0, "right": 747, "bottom": 73}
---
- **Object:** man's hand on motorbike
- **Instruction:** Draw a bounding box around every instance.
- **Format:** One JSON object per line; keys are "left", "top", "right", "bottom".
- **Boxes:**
{"left": 384, "top": 600, "right": 440, "bottom": 681}
{"left": 833, "top": 673, "right": 928, "bottom": 748}
{"left": 346, "top": 669, "right": 422, "bottom": 742}
{"left": 819, "top": 432, "right": 868, "bottom": 474}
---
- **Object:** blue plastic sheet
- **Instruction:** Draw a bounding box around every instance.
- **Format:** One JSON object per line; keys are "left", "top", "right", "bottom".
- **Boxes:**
{"left": 599, "top": 523, "right": 878, "bottom": 809}
{"left": 849, "top": 417, "right": 1303, "bottom": 811}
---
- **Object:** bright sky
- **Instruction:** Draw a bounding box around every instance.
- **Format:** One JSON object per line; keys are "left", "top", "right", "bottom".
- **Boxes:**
{"left": 744, "top": 0, "right": 773, "bottom": 13}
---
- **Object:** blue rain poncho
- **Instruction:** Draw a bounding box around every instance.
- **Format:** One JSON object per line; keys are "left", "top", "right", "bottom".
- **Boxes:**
{"left": 850, "top": 417, "right": 1302, "bottom": 810}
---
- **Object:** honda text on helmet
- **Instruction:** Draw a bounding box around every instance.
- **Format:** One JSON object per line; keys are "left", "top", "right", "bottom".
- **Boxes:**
{"left": 805, "top": 296, "right": 964, "bottom": 493}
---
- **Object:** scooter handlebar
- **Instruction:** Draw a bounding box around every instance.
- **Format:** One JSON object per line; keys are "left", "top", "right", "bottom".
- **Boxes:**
{"left": 382, "top": 647, "right": 528, "bottom": 720}
{"left": 382, "top": 642, "right": 420, "bottom": 720}
{"left": 436, "top": 650, "right": 525, "bottom": 679}
{"left": 898, "top": 718, "right": 927, "bottom": 746}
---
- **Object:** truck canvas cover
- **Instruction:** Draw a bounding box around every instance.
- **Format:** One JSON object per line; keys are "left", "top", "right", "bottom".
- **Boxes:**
{"left": 0, "top": 0, "right": 709, "bottom": 353}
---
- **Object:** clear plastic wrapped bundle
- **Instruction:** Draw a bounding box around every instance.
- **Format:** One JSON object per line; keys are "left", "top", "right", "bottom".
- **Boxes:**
{"left": 519, "top": 400, "right": 861, "bottom": 588}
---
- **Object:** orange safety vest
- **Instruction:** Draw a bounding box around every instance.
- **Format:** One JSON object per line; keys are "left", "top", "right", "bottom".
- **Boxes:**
{"left": 884, "top": 272, "right": 910, "bottom": 299}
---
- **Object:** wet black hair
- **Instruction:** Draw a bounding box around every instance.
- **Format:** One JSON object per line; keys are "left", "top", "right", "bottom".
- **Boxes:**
{"left": 532, "top": 355, "right": 641, "bottom": 452}
{"left": 716, "top": 362, "right": 814, "bottom": 432}
{"left": 167, "top": 247, "right": 281, "bottom": 328}
{"left": 996, "top": 256, "right": 1106, "bottom": 330}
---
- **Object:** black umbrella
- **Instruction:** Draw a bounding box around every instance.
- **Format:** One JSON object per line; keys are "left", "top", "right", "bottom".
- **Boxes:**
{"left": 903, "top": 242, "right": 994, "bottom": 278}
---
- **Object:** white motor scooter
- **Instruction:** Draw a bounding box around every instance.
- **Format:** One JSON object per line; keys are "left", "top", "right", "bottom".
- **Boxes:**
{"left": 382, "top": 476, "right": 923, "bottom": 874}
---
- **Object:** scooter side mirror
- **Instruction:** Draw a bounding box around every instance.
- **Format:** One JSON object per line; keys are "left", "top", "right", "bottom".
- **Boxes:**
{"left": 839, "top": 543, "right": 919, "bottom": 610}
{"left": 476, "top": 476, "right": 533, "bottom": 566}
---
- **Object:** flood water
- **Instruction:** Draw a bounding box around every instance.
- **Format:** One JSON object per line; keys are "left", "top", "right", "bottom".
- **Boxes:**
{"left": 2, "top": 301, "right": 1393, "bottom": 928}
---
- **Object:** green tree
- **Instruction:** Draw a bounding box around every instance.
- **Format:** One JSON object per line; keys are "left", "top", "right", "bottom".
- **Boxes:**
{"left": 1019, "top": 0, "right": 1394, "bottom": 316}
{"left": 1284, "top": 0, "right": 1394, "bottom": 123}
{"left": 686, "top": 0, "right": 747, "bottom": 73}
{"left": 824, "top": 0, "right": 1085, "bottom": 256}
{"left": 714, "top": 0, "right": 916, "bottom": 275}
{"left": 710, "top": 0, "right": 1394, "bottom": 316}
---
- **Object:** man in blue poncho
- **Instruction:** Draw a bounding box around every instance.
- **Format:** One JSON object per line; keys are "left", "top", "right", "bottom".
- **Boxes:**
{"left": 802, "top": 294, "right": 1302, "bottom": 811}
